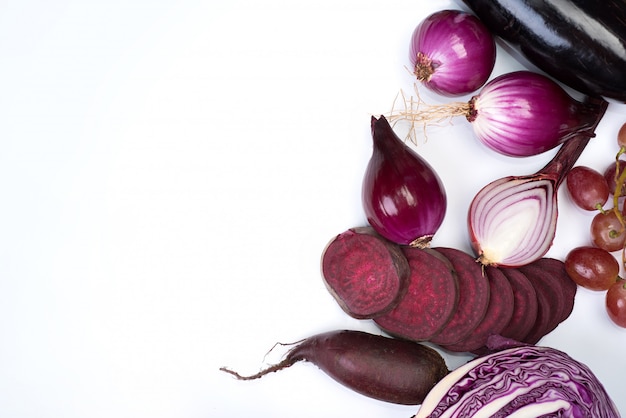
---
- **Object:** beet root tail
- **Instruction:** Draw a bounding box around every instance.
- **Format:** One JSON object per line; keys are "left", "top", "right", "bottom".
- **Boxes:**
{"left": 219, "top": 358, "right": 299, "bottom": 381}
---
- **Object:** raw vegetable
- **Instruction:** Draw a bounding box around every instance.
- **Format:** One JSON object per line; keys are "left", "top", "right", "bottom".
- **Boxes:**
{"left": 509, "top": 257, "right": 577, "bottom": 344}
{"left": 517, "top": 264, "right": 563, "bottom": 344}
{"left": 530, "top": 257, "right": 577, "bottom": 324}
{"left": 362, "top": 115, "right": 447, "bottom": 247}
{"left": 320, "top": 226, "right": 410, "bottom": 319}
{"left": 414, "top": 336, "right": 621, "bottom": 417}
{"left": 461, "top": 0, "right": 626, "bottom": 102}
{"left": 409, "top": 9, "right": 495, "bottom": 96}
{"left": 440, "top": 257, "right": 576, "bottom": 352}
{"left": 374, "top": 246, "right": 459, "bottom": 341}
{"left": 441, "top": 265, "right": 513, "bottom": 353}
{"left": 467, "top": 96, "right": 608, "bottom": 267}
{"left": 390, "top": 71, "right": 603, "bottom": 157}
{"left": 314, "top": 232, "right": 574, "bottom": 348}
{"left": 220, "top": 330, "right": 449, "bottom": 405}
{"left": 497, "top": 267, "right": 538, "bottom": 343}
{"left": 468, "top": 172, "right": 558, "bottom": 267}
{"left": 428, "top": 247, "right": 490, "bottom": 346}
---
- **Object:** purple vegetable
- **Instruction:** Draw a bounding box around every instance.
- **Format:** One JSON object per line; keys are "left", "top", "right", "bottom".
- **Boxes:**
{"left": 362, "top": 115, "right": 447, "bottom": 247}
{"left": 409, "top": 9, "right": 495, "bottom": 96}
{"left": 415, "top": 337, "right": 620, "bottom": 417}
{"left": 468, "top": 97, "right": 608, "bottom": 267}
{"left": 390, "top": 71, "right": 604, "bottom": 157}
{"left": 220, "top": 330, "right": 449, "bottom": 405}
{"left": 469, "top": 71, "right": 602, "bottom": 156}
{"left": 461, "top": 0, "right": 626, "bottom": 101}
{"left": 320, "top": 226, "right": 410, "bottom": 319}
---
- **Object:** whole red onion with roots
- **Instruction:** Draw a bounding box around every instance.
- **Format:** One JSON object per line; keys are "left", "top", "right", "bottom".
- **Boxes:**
{"left": 390, "top": 71, "right": 604, "bottom": 157}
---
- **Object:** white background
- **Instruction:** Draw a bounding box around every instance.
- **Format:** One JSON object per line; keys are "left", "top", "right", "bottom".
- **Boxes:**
{"left": 1, "top": 0, "right": 625, "bottom": 416}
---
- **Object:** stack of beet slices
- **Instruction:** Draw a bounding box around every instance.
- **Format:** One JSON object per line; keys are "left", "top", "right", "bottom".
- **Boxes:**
{"left": 321, "top": 227, "right": 577, "bottom": 353}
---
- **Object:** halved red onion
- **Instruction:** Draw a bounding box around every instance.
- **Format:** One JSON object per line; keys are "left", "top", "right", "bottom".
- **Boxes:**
{"left": 410, "top": 9, "right": 496, "bottom": 96}
{"left": 469, "top": 175, "right": 557, "bottom": 267}
{"left": 468, "top": 97, "right": 608, "bottom": 267}
{"left": 362, "top": 115, "right": 447, "bottom": 247}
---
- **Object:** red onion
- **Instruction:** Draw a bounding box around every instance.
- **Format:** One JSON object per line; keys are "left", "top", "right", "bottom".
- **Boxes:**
{"left": 410, "top": 9, "right": 495, "bottom": 96}
{"left": 468, "top": 97, "right": 608, "bottom": 267}
{"left": 390, "top": 71, "right": 603, "bottom": 157}
{"left": 362, "top": 115, "right": 446, "bottom": 247}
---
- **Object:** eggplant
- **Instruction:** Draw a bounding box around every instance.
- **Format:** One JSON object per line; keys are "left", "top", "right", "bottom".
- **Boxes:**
{"left": 461, "top": 0, "right": 626, "bottom": 102}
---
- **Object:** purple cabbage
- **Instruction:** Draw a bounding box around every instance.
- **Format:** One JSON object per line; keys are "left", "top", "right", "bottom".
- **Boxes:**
{"left": 415, "top": 339, "right": 620, "bottom": 417}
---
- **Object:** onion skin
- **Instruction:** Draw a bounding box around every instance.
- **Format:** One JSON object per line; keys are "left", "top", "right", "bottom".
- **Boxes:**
{"left": 410, "top": 9, "right": 495, "bottom": 96}
{"left": 362, "top": 115, "right": 447, "bottom": 247}
{"left": 414, "top": 339, "right": 621, "bottom": 417}
{"left": 468, "top": 97, "right": 608, "bottom": 267}
{"left": 389, "top": 71, "right": 603, "bottom": 158}
{"left": 469, "top": 71, "right": 603, "bottom": 157}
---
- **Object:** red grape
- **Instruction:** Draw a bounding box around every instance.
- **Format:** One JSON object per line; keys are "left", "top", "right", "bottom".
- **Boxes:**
{"left": 618, "top": 122, "right": 626, "bottom": 149}
{"left": 606, "top": 278, "right": 626, "bottom": 328}
{"left": 590, "top": 209, "right": 626, "bottom": 252}
{"left": 564, "top": 246, "right": 619, "bottom": 291}
{"left": 565, "top": 165, "right": 609, "bottom": 211}
{"left": 603, "top": 159, "right": 626, "bottom": 196}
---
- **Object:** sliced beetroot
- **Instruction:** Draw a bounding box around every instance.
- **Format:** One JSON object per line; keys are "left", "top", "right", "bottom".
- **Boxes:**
{"left": 374, "top": 247, "right": 459, "bottom": 341}
{"left": 428, "top": 247, "right": 490, "bottom": 346}
{"left": 321, "top": 226, "right": 411, "bottom": 319}
{"left": 516, "top": 265, "right": 560, "bottom": 344}
{"left": 443, "top": 265, "right": 514, "bottom": 353}
{"left": 528, "top": 257, "right": 577, "bottom": 322}
{"left": 499, "top": 267, "right": 538, "bottom": 343}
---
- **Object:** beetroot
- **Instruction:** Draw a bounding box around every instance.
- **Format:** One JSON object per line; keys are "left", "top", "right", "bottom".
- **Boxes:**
{"left": 514, "top": 265, "right": 558, "bottom": 344}
{"left": 518, "top": 263, "right": 566, "bottom": 342}
{"left": 428, "top": 247, "right": 490, "bottom": 346}
{"left": 529, "top": 257, "right": 577, "bottom": 322}
{"left": 220, "top": 330, "right": 449, "bottom": 405}
{"left": 443, "top": 265, "right": 514, "bottom": 353}
{"left": 321, "top": 227, "right": 410, "bottom": 319}
{"left": 374, "top": 247, "right": 459, "bottom": 341}
{"left": 499, "top": 267, "right": 539, "bottom": 342}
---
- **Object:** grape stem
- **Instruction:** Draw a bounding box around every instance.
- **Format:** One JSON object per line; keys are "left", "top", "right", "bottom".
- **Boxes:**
{"left": 611, "top": 148, "right": 626, "bottom": 225}
{"left": 612, "top": 146, "right": 626, "bottom": 268}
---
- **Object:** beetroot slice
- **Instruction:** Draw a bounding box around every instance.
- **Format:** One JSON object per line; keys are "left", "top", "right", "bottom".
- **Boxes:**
{"left": 515, "top": 265, "right": 558, "bottom": 344}
{"left": 518, "top": 263, "right": 566, "bottom": 342}
{"left": 499, "top": 267, "right": 538, "bottom": 343}
{"left": 374, "top": 247, "right": 459, "bottom": 341}
{"left": 428, "top": 247, "right": 490, "bottom": 346}
{"left": 443, "top": 265, "right": 514, "bottom": 353}
{"left": 528, "top": 257, "right": 577, "bottom": 322}
{"left": 321, "top": 226, "right": 411, "bottom": 319}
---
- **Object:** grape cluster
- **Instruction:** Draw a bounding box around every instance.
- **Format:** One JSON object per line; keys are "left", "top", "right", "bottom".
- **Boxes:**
{"left": 564, "top": 123, "right": 626, "bottom": 329}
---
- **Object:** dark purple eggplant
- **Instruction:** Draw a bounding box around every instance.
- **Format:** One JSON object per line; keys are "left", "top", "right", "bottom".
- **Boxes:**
{"left": 461, "top": 0, "right": 626, "bottom": 102}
